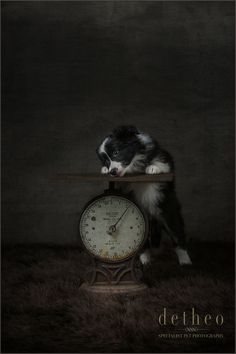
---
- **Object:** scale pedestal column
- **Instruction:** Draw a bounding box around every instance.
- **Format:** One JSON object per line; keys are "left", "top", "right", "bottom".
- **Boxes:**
{"left": 81, "top": 256, "right": 148, "bottom": 293}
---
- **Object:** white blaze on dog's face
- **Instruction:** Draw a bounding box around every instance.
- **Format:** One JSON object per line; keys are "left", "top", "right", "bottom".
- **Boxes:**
{"left": 97, "top": 126, "right": 145, "bottom": 177}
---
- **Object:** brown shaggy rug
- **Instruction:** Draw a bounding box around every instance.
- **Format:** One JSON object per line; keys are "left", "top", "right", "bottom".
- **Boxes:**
{"left": 2, "top": 241, "right": 235, "bottom": 353}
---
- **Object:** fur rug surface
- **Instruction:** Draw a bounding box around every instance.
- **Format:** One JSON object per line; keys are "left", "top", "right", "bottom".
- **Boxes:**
{"left": 2, "top": 242, "right": 235, "bottom": 353}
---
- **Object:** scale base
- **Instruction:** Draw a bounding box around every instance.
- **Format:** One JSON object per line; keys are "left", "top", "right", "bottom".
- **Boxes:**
{"left": 80, "top": 281, "right": 148, "bottom": 294}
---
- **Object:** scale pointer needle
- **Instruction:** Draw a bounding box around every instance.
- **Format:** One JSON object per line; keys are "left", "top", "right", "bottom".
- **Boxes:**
{"left": 108, "top": 205, "right": 131, "bottom": 235}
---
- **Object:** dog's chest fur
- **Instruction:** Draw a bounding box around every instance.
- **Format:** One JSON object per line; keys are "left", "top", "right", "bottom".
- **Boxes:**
{"left": 121, "top": 182, "right": 165, "bottom": 216}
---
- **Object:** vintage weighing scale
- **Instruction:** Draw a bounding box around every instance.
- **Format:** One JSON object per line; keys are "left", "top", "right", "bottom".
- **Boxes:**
{"left": 53, "top": 173, "right": 173, "bottom": 293}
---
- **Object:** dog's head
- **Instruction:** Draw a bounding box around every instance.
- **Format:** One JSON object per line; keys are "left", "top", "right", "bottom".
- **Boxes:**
{"left": 97, "top": 125, "right": 150, "bottom": 176}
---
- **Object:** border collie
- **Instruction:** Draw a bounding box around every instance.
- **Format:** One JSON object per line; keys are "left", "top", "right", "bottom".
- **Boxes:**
{"left": 96, "top": 125, "right": 192, "bottom": 266}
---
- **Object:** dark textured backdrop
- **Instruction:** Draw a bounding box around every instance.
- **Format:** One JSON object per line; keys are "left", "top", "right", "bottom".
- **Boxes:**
{"left": 2, "top": 1, "right": 235, "bottom": 244}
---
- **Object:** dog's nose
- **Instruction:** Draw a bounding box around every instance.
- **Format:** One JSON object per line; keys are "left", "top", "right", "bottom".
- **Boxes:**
{"left": 110, "top": 168, "right": 118, "bottom": 176}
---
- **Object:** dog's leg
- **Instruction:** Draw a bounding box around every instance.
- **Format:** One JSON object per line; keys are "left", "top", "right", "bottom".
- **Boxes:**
{"left": 160, "top": 215, "right": 192, "bottom": 265}
{"left": 139, "top": 218, "right": 162, "bottom": 265}
{"left": 160, "top": 191, "right": 192, "bottom": 266}
{"left": 149, "top": 217, "right": 162, "bottom": 248}
{"left": 145, "top": 161, "right": 170, "bottom": 174}
{"left": 163, "top": 219, "right": 192, "bottom": 265}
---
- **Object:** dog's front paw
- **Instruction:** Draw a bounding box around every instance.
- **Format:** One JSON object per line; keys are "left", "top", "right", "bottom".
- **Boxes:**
{"left": 101, "top": 166, "right": 109, "bottom": 174}
{"left": 145, "top": 165, "right": 161, "bottom": 174}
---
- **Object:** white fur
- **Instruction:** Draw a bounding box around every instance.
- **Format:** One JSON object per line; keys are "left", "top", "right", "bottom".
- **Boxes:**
{"left": 99, "top": 140, "right": 170, "bottom": 215}
{"left": 137, "top": 133, "right": 153, "bottom": 145}
{"left": 99, "top": 138, "right": 124, "bottom": 175}
{"left": 146, "top": 161, "right": 170, "bottom": 174}
{"left": 98, "top": 130, "right": 191, "bottom": 267}
{"left": 123, "top": 183, "right": 163, "bottom": 216}
{"left": 99, "top": 138, "right": 112, "bottom": 164}
{"left": 121, "top": 155, "right": 168, "bottom": 215}
{"left": 175, "top": 247, "right": 192, "bottom": 265}
{"left": 98, "top": 138, "right": 109, "bottom": 156}
{"left": 109, "top": 161, "right": 123, "bottom": 175}
{"left": 139, "top": 249, "right": 151, "bottom": 265}
{"left": 146, "top": 165, "right": 161, "bottom": 174}
{"left": 101, "top": 166, "right": 109, "bottom": 174}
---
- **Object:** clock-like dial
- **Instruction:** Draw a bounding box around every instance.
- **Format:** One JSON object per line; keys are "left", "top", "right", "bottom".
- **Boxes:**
{"left": 79, "top": 194, "right": 147, "bottom": 262}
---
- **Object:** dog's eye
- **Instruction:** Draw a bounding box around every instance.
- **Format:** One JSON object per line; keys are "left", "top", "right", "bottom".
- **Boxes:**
{"left": 113, "top": 150, "right": 119, "bottom": 156}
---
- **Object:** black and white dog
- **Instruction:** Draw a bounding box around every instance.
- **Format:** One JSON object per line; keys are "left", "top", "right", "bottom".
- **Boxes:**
{"left": 96, "top": 125, "right": 192, "bottom": 266}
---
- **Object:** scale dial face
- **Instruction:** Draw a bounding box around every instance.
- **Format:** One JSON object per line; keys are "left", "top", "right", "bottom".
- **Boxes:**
{"left": 79, "top": 194, "right": 147, "bottom": 262}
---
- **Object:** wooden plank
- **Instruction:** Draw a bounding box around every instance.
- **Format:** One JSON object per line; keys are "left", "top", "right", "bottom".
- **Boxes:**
{"left": 51, "top": 173, "right": 174, "bottom": 183}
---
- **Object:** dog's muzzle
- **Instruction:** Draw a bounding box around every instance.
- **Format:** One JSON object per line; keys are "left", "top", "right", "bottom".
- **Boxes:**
{"left": 109, "top": 168, "right": 118, "bottom": 176}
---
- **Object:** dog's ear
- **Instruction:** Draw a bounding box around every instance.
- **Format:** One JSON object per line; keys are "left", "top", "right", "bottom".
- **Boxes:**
{"left": 112, "top": 125, "right": 139, "bottom": 140}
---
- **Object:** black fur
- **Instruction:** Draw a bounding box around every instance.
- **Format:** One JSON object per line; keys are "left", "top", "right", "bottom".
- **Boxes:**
{"left": 97, "top": 125, "right": 190, "bottom": 263}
